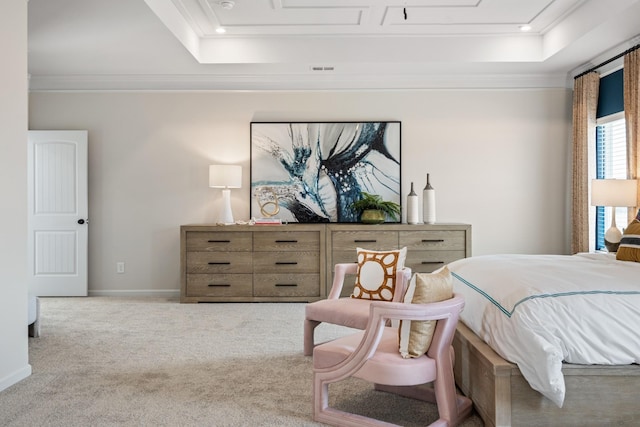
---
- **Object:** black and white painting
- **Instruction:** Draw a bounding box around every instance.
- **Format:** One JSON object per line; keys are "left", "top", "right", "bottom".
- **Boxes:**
{"left": 250, "top": 121, "right": 401, "bottom": 223}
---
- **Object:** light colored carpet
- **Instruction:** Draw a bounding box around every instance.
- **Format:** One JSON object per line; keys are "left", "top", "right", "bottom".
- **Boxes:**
{"left": 1, "top": 297, "right": 484, "bottom": 426}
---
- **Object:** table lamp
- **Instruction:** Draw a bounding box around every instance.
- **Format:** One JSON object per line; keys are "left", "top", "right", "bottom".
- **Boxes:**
{"left": 209, "top": 165, "right": 242, "bottom": 224}
{"left": 591, "top": 179, "right": 639, "bottom": 252}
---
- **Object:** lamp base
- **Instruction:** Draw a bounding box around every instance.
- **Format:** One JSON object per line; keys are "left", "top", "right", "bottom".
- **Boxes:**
{"left": 218, "top": 189, "right": 235, "bottom": 225}
{"left": 604, "top": 239, "right": 620, "bottom": 253}
{"left": 604, "top": 224, "right": 623, "bottom": 253}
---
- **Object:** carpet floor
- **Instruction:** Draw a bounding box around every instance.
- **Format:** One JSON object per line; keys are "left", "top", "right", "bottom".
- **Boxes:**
{"left": 0, "top": 297, "right": 484, "bottom": 426}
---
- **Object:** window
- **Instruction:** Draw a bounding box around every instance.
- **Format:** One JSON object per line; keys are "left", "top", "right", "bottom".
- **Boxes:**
{"left": 595, "top": 116, "right": 627, "bottom": 250}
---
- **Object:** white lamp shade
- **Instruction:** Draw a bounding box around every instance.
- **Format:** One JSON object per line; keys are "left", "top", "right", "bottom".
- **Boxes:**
{"left": 209, "top": 165, "right": 242, "bottom": 188}
{"left": 591, "top": 179, "right": 638, "bottom": 207}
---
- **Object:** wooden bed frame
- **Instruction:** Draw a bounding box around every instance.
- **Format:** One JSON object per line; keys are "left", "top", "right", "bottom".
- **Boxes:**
{"left": 453, "top": 322, "right": 639, "bottom": 427}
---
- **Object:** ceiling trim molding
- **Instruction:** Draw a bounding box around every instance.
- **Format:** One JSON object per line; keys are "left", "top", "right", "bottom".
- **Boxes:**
{"left": 28, "top": 73, "right": 570, "bottom": 92}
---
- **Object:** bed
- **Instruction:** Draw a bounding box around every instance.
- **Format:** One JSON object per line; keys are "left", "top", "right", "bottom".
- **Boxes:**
{"left": 447, "top": 253, "right": 640, "bottom": 427}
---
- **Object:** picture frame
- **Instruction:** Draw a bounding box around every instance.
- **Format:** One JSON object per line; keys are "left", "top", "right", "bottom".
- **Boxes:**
{"left": 250, "top": 121, "right": 401, "bottom": 223}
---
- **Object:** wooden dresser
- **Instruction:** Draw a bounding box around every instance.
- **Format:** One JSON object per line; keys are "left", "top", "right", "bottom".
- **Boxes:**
{"left": 180, "top": 223, "right": 470, "bottom": 302}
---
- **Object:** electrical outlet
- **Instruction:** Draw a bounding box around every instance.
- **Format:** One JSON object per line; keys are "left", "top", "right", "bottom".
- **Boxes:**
{"left": 116, "top": 262, "right": 125, "bottom": 274}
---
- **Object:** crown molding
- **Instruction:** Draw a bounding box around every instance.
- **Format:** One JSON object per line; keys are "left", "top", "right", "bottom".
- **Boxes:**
{"left": 28, "top": 72, "right": 570, "bottom": 92}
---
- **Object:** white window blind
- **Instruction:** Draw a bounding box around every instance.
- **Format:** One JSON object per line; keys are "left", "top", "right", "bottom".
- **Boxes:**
{"left": 595, "top": 117, "right": 628, "bottom": 250}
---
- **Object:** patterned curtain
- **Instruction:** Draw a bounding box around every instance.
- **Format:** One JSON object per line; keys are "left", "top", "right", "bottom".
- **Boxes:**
{"left": 571, "top": 72, "right": 599, "bottom": 254}
{"left": 624, "top": 49, "right": 640, "bottom": 220}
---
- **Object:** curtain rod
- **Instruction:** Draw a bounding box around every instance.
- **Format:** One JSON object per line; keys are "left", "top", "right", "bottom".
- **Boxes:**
{"left": 574, "top": 44, "right": 640, "bottom": 79}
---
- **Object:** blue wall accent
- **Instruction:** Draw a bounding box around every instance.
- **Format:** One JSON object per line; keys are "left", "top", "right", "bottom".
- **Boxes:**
{"left": 597, "top": 69, "right": 624, "bottom": 118}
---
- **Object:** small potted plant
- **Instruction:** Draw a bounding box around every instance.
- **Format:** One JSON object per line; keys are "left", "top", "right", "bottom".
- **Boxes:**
{"left": 349, "top": 192, "right": 401, "bottom": 224}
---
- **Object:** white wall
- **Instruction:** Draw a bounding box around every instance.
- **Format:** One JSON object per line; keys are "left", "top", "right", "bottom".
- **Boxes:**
{"left": 0, "top": 0, "right": 30, "bottom": 392}
{"left": 28, "top": 88, "right": 572, "bottom": 295}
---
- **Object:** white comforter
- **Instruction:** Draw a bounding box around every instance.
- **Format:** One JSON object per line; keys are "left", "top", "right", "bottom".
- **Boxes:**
{"left": 447, "top": 253, "right": 640, "bottom": 407}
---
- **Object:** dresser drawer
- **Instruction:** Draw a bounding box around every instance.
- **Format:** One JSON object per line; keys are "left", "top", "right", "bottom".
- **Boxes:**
{"left": 406, "top": 250, "right": 467, "bottom": 273}
{"left": 186, "top": 274, "right": 253, "bottom": 297}
{"left": 331, "top": 250, "right": 360, "bottom": 265}
{"left": 254, "top": 274, "right": 320, "bottom": 297}
{"left": 186, "top": 252, "right": 252, "bottom": 273}
{"left": 399, "top": 231, "right": 466, "bottom": 251}
{"left": 330, "top": 231, "right": 398, "bottom": 251}
{"left": 253, "top": 231, "right": 320, "bottom": 252}
{"left": 186, "top": 231, "right": 252, "bottom": 252}
{"left": 253, "top": 251, "right": 319, "bottom": 273}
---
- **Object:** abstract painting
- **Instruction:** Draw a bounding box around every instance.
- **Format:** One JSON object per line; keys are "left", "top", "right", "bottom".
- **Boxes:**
{"left": 250, "top": 121, "right": 401, "bottom": 223}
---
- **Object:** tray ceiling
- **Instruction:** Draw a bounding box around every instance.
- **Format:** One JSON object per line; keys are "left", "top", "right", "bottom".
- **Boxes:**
{"left": 172, "top": 0, "right": 580, "bottom": 36}
{"left": 27, "top": 0, "right": 640, "bottom": 90}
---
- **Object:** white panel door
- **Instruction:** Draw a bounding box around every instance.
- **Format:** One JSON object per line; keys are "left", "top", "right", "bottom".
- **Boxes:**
{"left": 28, "top": 130, "right": 88, "bottom": 296}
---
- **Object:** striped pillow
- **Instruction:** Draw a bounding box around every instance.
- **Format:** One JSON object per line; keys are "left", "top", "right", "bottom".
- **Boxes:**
{"left": 616, "top": 220, "right": 640, "bottom": 262}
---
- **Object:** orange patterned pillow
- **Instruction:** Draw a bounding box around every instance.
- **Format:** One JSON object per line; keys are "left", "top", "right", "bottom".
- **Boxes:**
{"left": 616, "top": 220, "right": 640, "bottom": 262}
{"left": 351, "top": 247, "right": 407, "bottom": 301}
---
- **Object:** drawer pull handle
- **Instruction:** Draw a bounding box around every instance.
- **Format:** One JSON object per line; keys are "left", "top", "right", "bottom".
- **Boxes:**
{"left": 208, "top": 262, "right": 231, "bottom": 265}
{"left": 275, "top": 261, "right": 298, "bottom": 265}
{"left": 275, "top": 239, "right": 298, "bottom": 243}
{"left": 421, "top": 261, "right": 444, "bottom": 265}
{"left": 354, "top": 239, "right": 376, "bottom": 243}
{"left": 275, "top": 283, "right": 298, "bottom": 287}
{"left": 208, "top": 284, "right": 231, "bottom": 287}
{"left": 421, "top": 239, "right": 445, "bottom": 243}
{"left": 208, "top": 240, "right": 231, "bottom": 243}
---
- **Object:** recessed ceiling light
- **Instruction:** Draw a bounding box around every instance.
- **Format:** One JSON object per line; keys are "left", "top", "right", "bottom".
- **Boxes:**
{"left": 216, "top": 27, "right": 226, "bottom": 34}
{"left": 219, "top": 0, "right": 235, "bottom": 9}
{"left": 519, "top": 25, "right": 532, "bottom": 32}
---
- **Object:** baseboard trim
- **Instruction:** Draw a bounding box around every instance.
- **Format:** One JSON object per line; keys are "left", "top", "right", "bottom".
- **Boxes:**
{"left": 0, "top": 365, "right": 32, "bottom": 393}
{"left": 88, "top": 290, "right": 180, "bottom": 298}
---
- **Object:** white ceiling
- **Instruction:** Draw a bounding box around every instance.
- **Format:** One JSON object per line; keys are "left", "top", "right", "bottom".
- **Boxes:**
{"left": 27, "top": 0, "right": 640, "bottom": 90}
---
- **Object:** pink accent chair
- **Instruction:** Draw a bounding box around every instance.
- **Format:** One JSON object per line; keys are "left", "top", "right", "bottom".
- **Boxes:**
{"left": 304, "top": 263, "right": 411, "bottom": 356}
{"left": 312, "top": 294, "right": 472, "bottom": 427}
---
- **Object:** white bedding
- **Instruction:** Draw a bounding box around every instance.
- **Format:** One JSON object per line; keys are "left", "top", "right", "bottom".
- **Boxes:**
{"left": 447, "top": 253, "right": 640, "bottom": 407}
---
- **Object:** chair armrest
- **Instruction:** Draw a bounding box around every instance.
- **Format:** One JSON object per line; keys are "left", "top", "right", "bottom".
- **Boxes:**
{"left": 368, "top": 295, "right": 464, "bottom": 324}
{"left": 327, "top": 263, "right": 358, "bottom": 299}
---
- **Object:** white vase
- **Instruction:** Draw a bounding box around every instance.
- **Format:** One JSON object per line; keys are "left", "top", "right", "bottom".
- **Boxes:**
{"left": 406, "top": 182, "right": 419, "bottom": 224}
{"left": 423, "top": 174, "right": 436, "bottom": 224}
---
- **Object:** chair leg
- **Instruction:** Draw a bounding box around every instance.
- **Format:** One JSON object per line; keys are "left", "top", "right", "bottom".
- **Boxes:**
{"left": 432, "top": 370, "right": 473, "bottom": 427}
{"left": 304, "top": 319, "right": 320, "bottom": 356}
{"left": 435, "top": 379, "right": 473, "bottom": 426}
{"left": 312, "top": 373, "right": 328, "bottom": 419}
